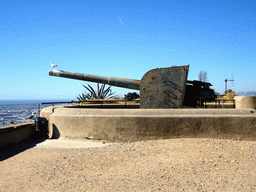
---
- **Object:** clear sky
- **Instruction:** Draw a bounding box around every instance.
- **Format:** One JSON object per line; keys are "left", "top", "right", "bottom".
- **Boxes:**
{"left": 1, "top": 0, "right": 255, "bottom": 100}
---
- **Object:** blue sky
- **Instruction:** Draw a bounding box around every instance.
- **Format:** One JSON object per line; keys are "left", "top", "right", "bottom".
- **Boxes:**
{"left": 1, "top": 0, "right": 255, "bottom": 100}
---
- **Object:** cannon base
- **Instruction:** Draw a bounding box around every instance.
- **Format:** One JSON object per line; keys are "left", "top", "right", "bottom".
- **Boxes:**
{"left": 40, "top": 106, "right": 256, "bottom": 142}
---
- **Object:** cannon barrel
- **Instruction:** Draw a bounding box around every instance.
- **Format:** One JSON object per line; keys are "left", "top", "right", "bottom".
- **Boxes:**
{"left": 49, "top": 69, "right": 140, "bottom": 90}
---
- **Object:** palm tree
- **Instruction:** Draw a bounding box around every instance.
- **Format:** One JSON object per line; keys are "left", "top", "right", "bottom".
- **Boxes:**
{"left": 77, "top": 83, "right": 116, "bottom": 102}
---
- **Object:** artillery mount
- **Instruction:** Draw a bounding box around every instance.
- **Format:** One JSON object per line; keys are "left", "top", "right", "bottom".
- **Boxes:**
{"left": 49, "top": 65, "right": 216, "bottom": 108}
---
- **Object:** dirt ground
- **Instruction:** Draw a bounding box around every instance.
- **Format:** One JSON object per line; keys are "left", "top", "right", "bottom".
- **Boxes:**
{"left": 1, "top": 137, "right": 256, "bottom": 191}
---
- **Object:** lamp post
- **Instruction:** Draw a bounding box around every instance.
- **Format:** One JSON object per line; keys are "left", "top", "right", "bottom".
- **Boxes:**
{"left": 225, "top": 79, "right": 234, "bottom": 94}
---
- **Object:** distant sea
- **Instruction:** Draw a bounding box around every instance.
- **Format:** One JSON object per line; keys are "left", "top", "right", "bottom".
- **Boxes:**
{"left": 0, "top": 99, "right": 72, "bottom": 105}
{"left": 0, "top": 99, "right": 74, "bottom": 127}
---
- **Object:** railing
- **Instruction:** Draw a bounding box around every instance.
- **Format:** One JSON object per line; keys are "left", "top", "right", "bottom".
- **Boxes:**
{"left": 204, "top": 99, "right": 235, "bottom": 108}
{"left": 41, "top": 99, "right": 236, "bottom": 109}
{"left": 41, "top": 100, "right": 139, "bottom": 108}
{"left": 41, "top": 101, "right": 80, "bottom": 107}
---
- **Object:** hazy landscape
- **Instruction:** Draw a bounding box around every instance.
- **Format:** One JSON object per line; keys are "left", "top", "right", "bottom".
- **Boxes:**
{"left": 236, "top": 91, "right": 256, "bottom": 96}
{"left": 0, "top": 100, "right": 67, "bottom": 126}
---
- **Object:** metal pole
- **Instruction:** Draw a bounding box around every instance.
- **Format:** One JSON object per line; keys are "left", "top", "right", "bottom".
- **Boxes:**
{"left": 225, "top": 79, "right": 227, "bottom": 94}
{"left": 38, "top": 104, "right": 40, "bottom": 117}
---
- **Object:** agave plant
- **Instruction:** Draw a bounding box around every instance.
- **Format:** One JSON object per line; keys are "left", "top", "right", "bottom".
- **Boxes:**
{"left": 77, "top": 83, "right": 116, "bottom": 102}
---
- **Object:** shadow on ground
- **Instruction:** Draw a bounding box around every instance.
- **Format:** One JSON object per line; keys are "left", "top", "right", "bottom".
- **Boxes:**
{"left": 0, "top": 136, "right": 47, "bottom": 161}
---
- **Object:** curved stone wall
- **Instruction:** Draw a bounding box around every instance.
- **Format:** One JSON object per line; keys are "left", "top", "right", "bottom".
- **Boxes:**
{"left": 235, "top": 96, "right": 256, "bottom": 110}
{"left": 40, "top": 107, "right": 256, "bottom": 142}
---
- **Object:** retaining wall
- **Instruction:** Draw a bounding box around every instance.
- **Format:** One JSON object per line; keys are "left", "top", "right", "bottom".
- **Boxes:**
{"left": 0, "top": 122, "right": 36, "bottom": 149}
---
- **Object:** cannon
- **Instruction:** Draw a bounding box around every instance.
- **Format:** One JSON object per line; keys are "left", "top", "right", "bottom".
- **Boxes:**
{"left": 49, "top": 65, "right": 216, "bottom": 108}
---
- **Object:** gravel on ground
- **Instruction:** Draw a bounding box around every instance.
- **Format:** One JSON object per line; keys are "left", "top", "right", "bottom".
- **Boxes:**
{"left": 1, "top": 138, "right": 256, "bottom": 191}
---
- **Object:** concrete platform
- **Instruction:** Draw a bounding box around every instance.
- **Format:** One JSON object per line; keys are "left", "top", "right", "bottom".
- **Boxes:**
{"left": 40, "top": 106, "right": 256, "bottom": 142}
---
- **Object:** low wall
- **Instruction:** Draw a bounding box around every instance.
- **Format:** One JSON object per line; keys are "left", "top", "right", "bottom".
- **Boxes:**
{"left": 41, "top": 107, "right": 256, "bottom": 142}
{"left": 0, "top": 122, "right": 36, "bottom": 149}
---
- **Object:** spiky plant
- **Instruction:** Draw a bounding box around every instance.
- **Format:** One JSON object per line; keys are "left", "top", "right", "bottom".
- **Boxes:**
{"left": 77, "top": 83, "right": 116, "bottom": 102}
